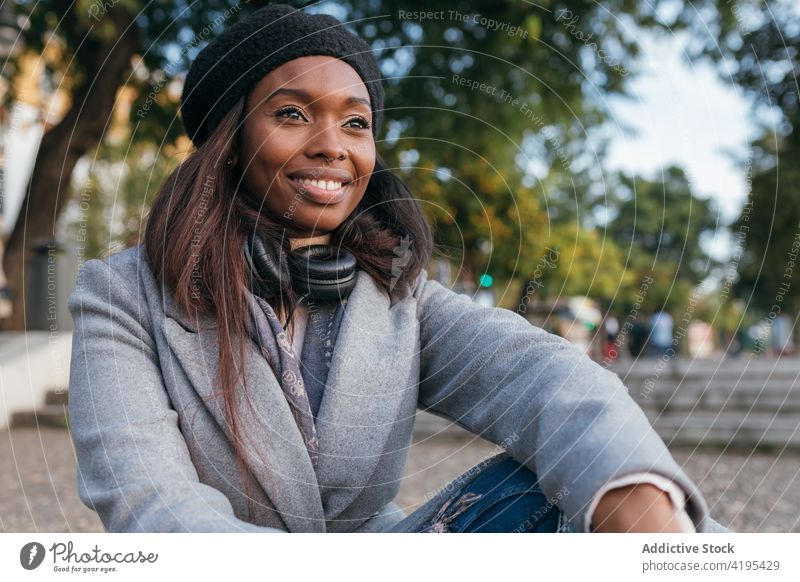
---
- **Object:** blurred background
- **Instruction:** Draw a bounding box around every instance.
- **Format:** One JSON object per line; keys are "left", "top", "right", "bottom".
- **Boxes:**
{"left": 0, "top": 0, "right": 798, "bottom": 532}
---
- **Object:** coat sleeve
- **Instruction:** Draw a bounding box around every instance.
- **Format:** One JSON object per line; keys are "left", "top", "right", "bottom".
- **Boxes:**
{"left": 414, "top": 270, "right": 715, "bottom": 532}
{"left": 67, "top": 258, "right": 284, "bottom": 533}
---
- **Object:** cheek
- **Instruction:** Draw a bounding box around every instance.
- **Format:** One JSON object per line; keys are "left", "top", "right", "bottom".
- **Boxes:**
{"left": 358, "top": 142, "right": 376, "bottom": 168}
{"left": 344, "top": 181, "right": 369, "bottom": 218}
{"left": 242, "top": 142, "right": 293, "bottom": 192}
{"left": 353, "top": 144, "right": 376, "bottom": 184}
{"left": 241, "top": 120, "right": 298, "bottom": 169}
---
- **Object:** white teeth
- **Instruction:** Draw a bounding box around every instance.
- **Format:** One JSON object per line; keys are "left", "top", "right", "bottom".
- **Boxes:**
{"left": 298, "top": 178, "right": 343, "bottom": 190}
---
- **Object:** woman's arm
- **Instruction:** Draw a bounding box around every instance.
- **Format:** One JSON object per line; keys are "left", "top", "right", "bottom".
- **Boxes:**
{"left": 68, "top": 258, "right": 284, "bottom": 533}
{"left": 592, "top": 482, "right": 688, "bottom": 532}
{"left": 591, "top": 473, "right": 696, "bottom": 532}
{"left": 414, "top": 270, "right": 713, "bottom": 533}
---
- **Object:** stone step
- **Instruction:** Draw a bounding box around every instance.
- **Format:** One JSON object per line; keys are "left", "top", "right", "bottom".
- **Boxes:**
{"left": 414, "top": 407, "right": 800, "bottom": 449}
{"left": 646, "top": 411, "right": 800, "bottom": 448}
{"left": 632, "top": 390, "right": 800, "bottom": 413}
{"left": 612, "top": 359, "right": 800, "bottom": 378}
{"left": 627, "top": 380, "right": 800, "bottom": 393}
{"left": 10, "top": 405, "right": 69, "bottom": 429}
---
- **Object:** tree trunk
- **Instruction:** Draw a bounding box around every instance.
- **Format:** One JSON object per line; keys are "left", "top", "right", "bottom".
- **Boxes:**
{"left": 0, "top": 9, "right": 137, "bottom": 330}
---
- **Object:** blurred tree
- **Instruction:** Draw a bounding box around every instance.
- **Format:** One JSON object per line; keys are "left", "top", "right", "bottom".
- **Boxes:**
{"left": 675, "top": 1, "right": 800, "bottom": 314}
{"left": 2, "top": 0, "right": 675, "bottom": 329}
{"left": 341, "top": 0, "right": 673, "bottom": 286}
{"left": 1, "top": 0, "right": 254, "bottom": 329}
{"left": 63, "top": 139, "right": 186, "bottom": 260}
{"left": 603, "top": 166, "right": 720, "bottom": 283}
{"left": 532, "top": 220, "right": 632, "bottom": 302}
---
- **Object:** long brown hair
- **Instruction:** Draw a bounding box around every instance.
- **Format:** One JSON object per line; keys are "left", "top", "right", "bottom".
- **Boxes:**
{"left": 143, "top": 96, "right": 433, "bottom": 521}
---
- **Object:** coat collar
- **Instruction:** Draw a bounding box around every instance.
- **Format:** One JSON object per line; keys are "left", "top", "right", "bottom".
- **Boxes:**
{"left": 161, "top": 269, "right": 416, "bottom": 532}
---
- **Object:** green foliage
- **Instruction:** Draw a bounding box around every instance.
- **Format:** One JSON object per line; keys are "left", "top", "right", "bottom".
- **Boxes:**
{"left": 535, "top": 220, "right": 632, "bottom": 301}
{"left": 603, "top": 166, "right": 720, "bottom": 283}
{"left": 13, "top": 0, "right": 723, "bottom": 317}
{"left": 677, "top": 0, "right": 800, "bottom": 313}
{"left": 733, "top": 157, "right": 800, "bottom": 313}
{"left": 63, "top": 140, "right": 180, "bottom": 258}
{"left": 332, "top": 0, "right": 677, "bottom": 283}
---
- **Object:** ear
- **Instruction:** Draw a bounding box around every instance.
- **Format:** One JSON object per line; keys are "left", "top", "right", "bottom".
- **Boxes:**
{"left": 228, "top": 122, "right": 243, "bottom": 168}
{"left": 230, "top": 136, "right": 239, "bottom": 163}
{"left": 227, "top": 147, "right": 239, "bottom": 168}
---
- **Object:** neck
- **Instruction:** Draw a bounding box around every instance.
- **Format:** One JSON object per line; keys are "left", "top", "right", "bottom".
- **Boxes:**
{"left": 289, "top": 232, "right": 331, "bottom": 251}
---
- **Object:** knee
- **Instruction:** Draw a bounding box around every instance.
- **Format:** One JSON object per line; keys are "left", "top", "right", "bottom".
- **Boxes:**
{"left": 478, "top": 455, "right": 543, "bottom": 496}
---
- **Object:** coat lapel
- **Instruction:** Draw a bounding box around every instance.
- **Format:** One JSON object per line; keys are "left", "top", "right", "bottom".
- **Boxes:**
{"left": 160, "top": 268, "right": 417, "bottom": 530}
{"left": 161, "top": 292, "right": 326, "bottom": 532}
{"left": 314, "top": 270, "right": 418, "bottom": 522}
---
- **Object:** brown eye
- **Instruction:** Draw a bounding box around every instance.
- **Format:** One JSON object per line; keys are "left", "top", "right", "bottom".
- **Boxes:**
{"left": 275, "top": 106, "right": 307, "bottom": 121}
{"left": 344, "top": 116, "right": 371, "bottom": 130}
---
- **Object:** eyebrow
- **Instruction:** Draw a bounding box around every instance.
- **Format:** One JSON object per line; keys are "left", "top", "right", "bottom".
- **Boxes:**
{"left": 265, "top": 87, "right": 371, "bottom": 108}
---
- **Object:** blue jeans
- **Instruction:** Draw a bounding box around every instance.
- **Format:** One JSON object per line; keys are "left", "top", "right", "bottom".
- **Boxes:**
{"left": 386, "top": 451, "right": 576, "bottom": 533}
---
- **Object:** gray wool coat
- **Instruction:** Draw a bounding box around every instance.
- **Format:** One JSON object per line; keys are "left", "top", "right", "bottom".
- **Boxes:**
{"left": 67, "top": 245, "right": 727, "bottom": 533}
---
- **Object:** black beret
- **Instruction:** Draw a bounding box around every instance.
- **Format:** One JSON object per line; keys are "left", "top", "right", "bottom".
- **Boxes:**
{"left": 180, "top": 3, "right": 384, "bottom": 147}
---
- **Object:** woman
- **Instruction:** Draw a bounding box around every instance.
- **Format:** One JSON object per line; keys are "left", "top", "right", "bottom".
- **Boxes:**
{"left": 67, "top": 4, "right": 729, "bottom": 534}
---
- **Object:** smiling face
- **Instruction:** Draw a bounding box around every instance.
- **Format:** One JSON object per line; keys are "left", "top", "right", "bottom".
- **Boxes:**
{"left": 236, "top": 55, "right": 377, "bottom": 238}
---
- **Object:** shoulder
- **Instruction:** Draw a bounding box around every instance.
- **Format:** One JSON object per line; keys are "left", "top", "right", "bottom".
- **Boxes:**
{"left": 69, "top": 244, "right": 161, "bottom": 323}
{"left": 103, "top": 244, "right": 148, "bottom": 278}
{"left": 410, "top": 267, "right": 428, "bottom": 298}
{"left": 411, "top": 267, "right": 471, "bottom": 311}
{"left": 74, "top": 244, "right": 153, "bottom": 291}
{"left": 75, "top": 243, "right": 140, "bottom": 273}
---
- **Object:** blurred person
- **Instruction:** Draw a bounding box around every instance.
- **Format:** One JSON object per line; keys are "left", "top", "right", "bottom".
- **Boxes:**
{"left": 603, "top": 312, "right": 620, "bottom": 361}
{"left": 650, "top": 310, "right": 674, "bottom": 359}
{"left": 629, "top": 317, "right": 649, "bottom": 358}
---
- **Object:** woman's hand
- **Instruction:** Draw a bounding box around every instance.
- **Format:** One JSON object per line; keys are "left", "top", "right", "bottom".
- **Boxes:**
{"left": 591, "top": 483, "right": 687, "bottom": 533}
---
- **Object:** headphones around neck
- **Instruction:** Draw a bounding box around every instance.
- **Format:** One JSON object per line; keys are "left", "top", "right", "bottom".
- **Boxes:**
{"left": 244, "top": 229, "right": 358, "bottom": 304}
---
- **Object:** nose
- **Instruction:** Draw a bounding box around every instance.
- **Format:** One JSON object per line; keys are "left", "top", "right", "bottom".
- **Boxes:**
{"left": 305, "top": 120, "right": 347, "bottom": 162}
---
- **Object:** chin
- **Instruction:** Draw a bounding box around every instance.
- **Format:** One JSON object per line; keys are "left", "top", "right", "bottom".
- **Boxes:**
{"left": 293, "top": 210, "right": 347, "bottom": 231}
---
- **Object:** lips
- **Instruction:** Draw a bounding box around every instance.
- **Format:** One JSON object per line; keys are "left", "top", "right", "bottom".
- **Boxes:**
{"left": 287, "top": 167, "right": 353, "bottom": 185}
{"left": 286, "top": 168, "right": 353, "bottom": 205}
{"left": 292, "top": 177, "right": 346, "bottom": 191}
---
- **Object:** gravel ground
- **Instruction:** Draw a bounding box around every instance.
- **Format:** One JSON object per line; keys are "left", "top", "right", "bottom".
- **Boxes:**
{"left": 1, "top": 427, "right": 798, "bottom": 533}
{"left": 0, "top": 428, "right": 100, "bottom": 533}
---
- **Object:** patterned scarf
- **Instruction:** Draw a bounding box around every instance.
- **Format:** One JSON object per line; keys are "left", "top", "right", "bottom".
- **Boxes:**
{"left": 245, "top": 291, "right": 347, "bottom": 469}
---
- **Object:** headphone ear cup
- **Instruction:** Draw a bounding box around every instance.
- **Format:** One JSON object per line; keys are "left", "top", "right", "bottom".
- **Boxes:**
{"left": 245, "top": 230, "right": 290, "bottom": 299}
{"left": 289, "top": 244, "right": 358, "bottom": 301}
